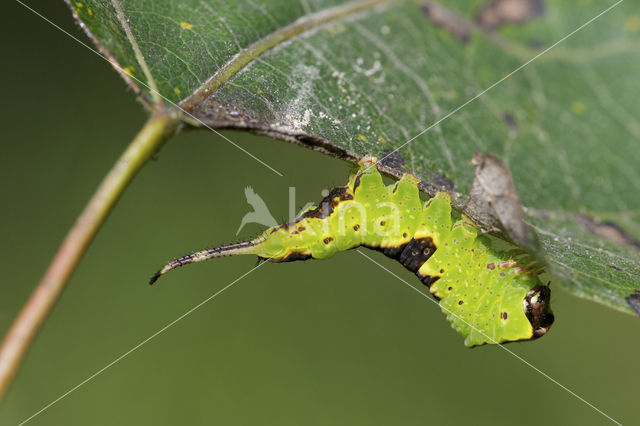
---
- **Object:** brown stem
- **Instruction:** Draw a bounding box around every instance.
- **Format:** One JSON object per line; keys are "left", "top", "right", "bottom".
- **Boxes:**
{"left": 0, "top": 109, "right": 180, "bottom": 400}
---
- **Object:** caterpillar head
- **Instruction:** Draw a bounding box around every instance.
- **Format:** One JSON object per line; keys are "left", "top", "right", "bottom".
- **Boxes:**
{"left": 524, "top": 285, "right": 554, "bottom": 338}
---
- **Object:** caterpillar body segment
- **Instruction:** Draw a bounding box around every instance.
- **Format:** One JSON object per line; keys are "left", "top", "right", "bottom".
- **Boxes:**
{"left": 151, "top": 156, "right": 553, "bottom": 346}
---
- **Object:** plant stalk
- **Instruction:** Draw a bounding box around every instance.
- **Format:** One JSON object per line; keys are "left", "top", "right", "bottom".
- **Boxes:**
{"left": 0, "top": 109, "right": 180, "bottom": 401}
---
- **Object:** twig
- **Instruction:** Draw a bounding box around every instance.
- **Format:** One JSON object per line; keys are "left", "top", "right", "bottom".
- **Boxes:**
{"left": 0, "top": 108, "right": 180, "bottom": 400}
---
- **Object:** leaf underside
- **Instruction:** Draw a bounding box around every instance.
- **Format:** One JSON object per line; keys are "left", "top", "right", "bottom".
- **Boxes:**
{"left": 69, "top": 0, "right": 640, "bottom": 315}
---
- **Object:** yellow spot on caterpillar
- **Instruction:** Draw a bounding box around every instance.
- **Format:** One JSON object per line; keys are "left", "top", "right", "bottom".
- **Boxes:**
{"left": 75, "top": 2, "right": 83, "bottom": 8}
{"left": 180, "top": 21, "right": 193, "bottom": 30}
{"left": 571, "top": 101, "right": 586, "bottom": 115}
{"left": 624, "top": 16, "right": 640, "bottom": 33}
{"left": 173, "top": 87, "right": 181, "bottom": 95}
{"left": 358, "top": 155, "right": 377, "bottom": 166}
{"left": 123, "top": 66, "right": 135, "bottom": 77}
{"left": 402, "top": 173, "right": 421, "bottom": 185}
{"left": 357, "top": 134, "right": 368, "bottom": 142}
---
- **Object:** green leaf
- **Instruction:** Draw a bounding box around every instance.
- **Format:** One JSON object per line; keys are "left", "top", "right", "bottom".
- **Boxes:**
{"left": 69, "top": 0, "right": 640, "bottom": 315}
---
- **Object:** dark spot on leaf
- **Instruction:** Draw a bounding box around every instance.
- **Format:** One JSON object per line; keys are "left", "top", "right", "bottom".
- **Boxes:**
{"left": 476, "top": 0, "right": 545, "bottom": 31}
{"left": 501, "top": 312, "right": 508, "bottom": 320}
{"left": 458, "top": 300, "right": 464, "bottom": 305}
{"left": 439, "top": 269, "right": 444, "bottom": 273}
{"left": 380, "top": 220, "right": 386, "bottom": 226}
{"left": 323, "top": 237, "right": 333, "bottom": 244}
{"left": 429, "top": 172, "right": 456, "bottom": 192}
{"left": 487, "top": 263, "right": 496, "bottom": 270}
{"left": 502, "top": 113, "right": 518, "bottom": 131}
{"left": 625, "top": 290, "right": 640, "bottom": 317}
{"left": 575, "top": 214, "right": 640, "bottom": 253}
{"left": 353, "top": 224, "right": 360, "bottom": 231}
{"left": 403, "top": 232, "right": 408, "bottom": 238}
{"left": 379, "top": 149, "right": 406, "bottom": 169}
{"left": 190, "top": 96, "right": 275, "bottom": 128}
{"left": 529, "top": 39, "right": 546, "bottom": 49}
{"left": 421, "top": 2, "right": 471, "bottom": 43}
{"left": 448, "top": 286, "right": 453, "bottom": 291}
{"left": 608, "top": 264, "right": 623, "bottom": 271}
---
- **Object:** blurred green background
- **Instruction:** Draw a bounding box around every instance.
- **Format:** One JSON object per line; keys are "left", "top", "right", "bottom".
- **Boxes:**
{"left": 1, "top": 2, "right": 638, "bottom": 425}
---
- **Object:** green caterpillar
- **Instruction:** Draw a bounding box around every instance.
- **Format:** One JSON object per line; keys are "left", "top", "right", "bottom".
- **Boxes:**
{"left": 151, "top": 156, "right": 553, "bottom": 346}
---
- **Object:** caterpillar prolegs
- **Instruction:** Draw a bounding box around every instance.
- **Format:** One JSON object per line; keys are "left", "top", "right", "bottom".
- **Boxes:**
{"left": 151, "top": 156, "right": 553, "bottom": 346}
